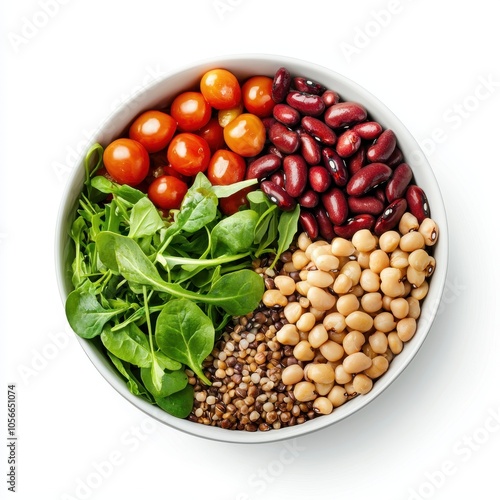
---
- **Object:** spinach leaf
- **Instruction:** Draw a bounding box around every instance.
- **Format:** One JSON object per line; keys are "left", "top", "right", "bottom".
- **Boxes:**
{"left": 107, "top": 353, "right": 153, "bottom": 403}
{"left": 270, "top": 203, "right": 300, "bottom": 268}
{"left": 101, "top": 323, "right": 152, "bottom": 368}
{"left": 211, "top": 210, "right": 259, "bottom": 257}
{"left": 140, "top": 366, "right": 188, "bottom": 398}
{"left": 128, "top": 197, "right": 164, "bottom": 239}
{"left": 65, "top": 288, "right": 128, "bottom": 339}
{"left": 156, "top": 299, "right": 214, "bottom": 385}
{"left": 154, "top": 385, "right": 194, "bottom": 418}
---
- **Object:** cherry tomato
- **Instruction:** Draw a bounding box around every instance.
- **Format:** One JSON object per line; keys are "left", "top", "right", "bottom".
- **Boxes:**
{"left": 196, "top": 116, "right": 225, "bottom": 154}
{"left": 148, "top": 175, "right": 188, "bottom": 210}
{"left": 128, "top": 110, "right": 177, "bottom": 153}
{"left": 223, "top": 113, "right": 266, "bottom": 157}
{"left": 207, "top": 150, "right": 246, "bottom": 186}
{"left": 219, "top": 186, "right": 253, "bottom": 216}
{"left": 103, "top": 138, "right": 150, "bottom": 186}
{"left": 242, "top": 76, "right": 275, "bottom": 117}
{"left": 167, "top": 133, "right": 211, "bottom": 176}
{"left": 170, "top": 92, "right": 212, "bottom": 132}
{"left": 218, "top": 103, "right": 243, "bottom": 127}
{"left": 200, "top": 69, "right": 241, "bottom": 110}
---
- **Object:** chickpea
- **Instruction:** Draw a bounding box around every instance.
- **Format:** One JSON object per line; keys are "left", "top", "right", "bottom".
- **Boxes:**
{"left": 341, "top": 261, "right": 362, "bottom": 285}
{"left": 345, "top": 311, "right": 373, "bottom": 332}
{"left": 361, "top": 292, "right": 383, "bottom": 313}
{"left": 380, "top": 267, "right": 405, "bottom": 298}
{"left": 398, "top": 212, "right": 419, "bottom": 234}
{"left": 334, "top": 364, "right": 352, "bottom": 384}
{"left": 307, "top": 287, "right": 336, "bottom": 311}
{"left": 327, "top": 385, "right": 348, "bottom": 407}
{"left": 281, "top": 364, "right": 304, "bottom": 385}
{"left": 262, "top": 289, "right": 288, "bottom": 307}
{"left": 343, "top": 352, "right": 373, "bottom": 373}
{"left": 343, "top": 330, "right": 366, "bottom": 355}
{"left": 397, "top": 317, "right": 417, "bottom": 342}
{"left": 308, "top": 324, "right": 329, "bottom": 348}
{"left": 307, "top": 270, "right": 334, "bottom": 288}
{"left": 293, "top": 381, "right": 316, "bottom": 402}
{"left": 276, "top": 324, "right": 300, "bottom": 346}
{"left": 297, "top": 231, "right": 312, "bottom": 251}
{"left": 313, "top": 396, "right": 334, "bottom": 415}
{"left": 307, "top": 363, "right": 335, "bottom": 384}
{"left": 390, "top": 297, "right": 410, "bottom": 319}
{"left": 363, "top": 356, "right": 389, "bottom": 379}
{"left": 388, "top": 332, "right": 403, "bottom": 355}
{"left": 333, "top": 273, "right": 353, "bottom": 294}
{"left": 369, "top": 249, "right": 390, "bottom": 274}
{"left": 399, "top": 231, "right": 425, "bottom": 252}
{"left": 319, "top": 340, "right": 344, "bottom": 362}
{"left": 292, "top": 250, "right": 310, "bottom": 270}
{"left": 323, "top": 312, "right": 346, "bottom": 333}
{"left": 408, "top": 249, "right": 431, "bottom": 272}
{"left": 314, "top": 253, "right": 340, "bottom": 272}
{"left": 360, "top": 269, "right": 380, "bottom": 293}
{"left": 373, "top": 311, "right": 397, "bottom": 333}
{"left": 418, "top": 218, "right": 439, "bottom": 246}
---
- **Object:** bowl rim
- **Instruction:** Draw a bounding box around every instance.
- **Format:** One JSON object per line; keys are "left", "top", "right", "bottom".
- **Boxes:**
{"left": 55, "top": 53, "right": 449, "bottom": 444}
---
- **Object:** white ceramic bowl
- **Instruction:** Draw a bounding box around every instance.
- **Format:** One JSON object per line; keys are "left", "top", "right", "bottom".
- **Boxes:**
{"left": 55, "top": 54, "right": 448, "bottom": 444}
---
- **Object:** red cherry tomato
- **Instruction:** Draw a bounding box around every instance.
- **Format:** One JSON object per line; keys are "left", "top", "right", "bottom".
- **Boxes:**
{"left": 207, "top": 150, "right": 246, "bottom": 186}
{"left": 223, "top": 113, "right": 266, "bottom": 157}
{"left": 148, "top": 175, "right": 188, "bottom": 210}
{"left": 196, "top": 116, "right": 225, "bottom": 154}
{"left": 170, "top": 92, "right": 212, "bottom": 132}
{"left": 103, "top": 138, "right": 150, "bottom": 186}
{"left": 167, "top": 133, "right": 211, "bottom": 176}
{"left": 200, "top": 69, "right": 241, "bottom": 110}
{"left": 219, "top": 186, "right": 254, "bottom": 216}
{"left": 242, "top": 76, "right": 274, "bottom": 117}
{"left": 128, "top": 110, "right": 177, "bottom": 153}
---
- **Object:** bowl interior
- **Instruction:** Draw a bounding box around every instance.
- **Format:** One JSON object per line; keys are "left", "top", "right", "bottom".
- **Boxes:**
{"left": 55, "top": 54, "right": 448, "bottom": 444}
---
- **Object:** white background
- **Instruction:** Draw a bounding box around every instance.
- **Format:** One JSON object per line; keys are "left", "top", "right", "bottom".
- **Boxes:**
{"left": 1, "top": 1, "right": 499, "bottom": 499}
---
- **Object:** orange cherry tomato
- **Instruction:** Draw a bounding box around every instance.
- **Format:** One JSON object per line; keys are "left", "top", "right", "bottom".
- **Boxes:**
{"left": 200, "top": 69, "right": 241, "bottom": 110}
{"left": 148, "top": 175, "right": 188, "bottom": 210}
{"left": 170, "top": 91, "right": 212, "bottom": 132}
{"left": 128, "top": 110, "right": 177, "bottom": 153}
{"left": 195, "top": 116, "right": 225, "bottom": 154}
{"left": 242, "top": 76, "right": 274, "bottom": 117}
{"left": 103, "top": 138, "right": 150, "bottom": 186}
{"left": 207, "top": 150, "right": 246, "bottom": 186}
{"left": 223, "top": 113, "right": 266, "bottom": 157}
{"left": 167, "top": 133, "right": 211, "bottom": 176}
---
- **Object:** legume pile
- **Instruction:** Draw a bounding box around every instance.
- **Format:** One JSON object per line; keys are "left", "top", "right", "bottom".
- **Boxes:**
{"left": 185, "top": 66, "right": 440, "bottom": 431}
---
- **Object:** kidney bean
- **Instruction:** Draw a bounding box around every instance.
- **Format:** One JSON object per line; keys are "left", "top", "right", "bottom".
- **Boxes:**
{"left": 301, "top": 116, "right": 337, "bottom": 145}
{"left": 260, "top": 180, "right": 297, "bottom": 211}
{"left": 266, "top": 144, "right": 284, "bottom": 159}
{"left": 293, "top": 77, "right": 326, "bottom": 95}
{"left": 298, "top": 189, "right": 320, "bottom": 208}
{"left": 374, "top": 198, "right": 408, "bottom": 235}
{"left": 347, "top": 146, "right": 366, "bottom": 176}
{"left": 283, "top": 155, "right": 308, "bottom": 197}
{"left": 272, "top": 67, "right": 292, "bottom": 103}
{"left": 346, "top": 162, "right": 392, "bottom": 197}
{"left": 324, "top": 102, "right": 367, "bottom": 129}
{"left": 334, "top": 214, "right": 375, "bottom": 239}
{"left": 386, "top": 146, "right": 404, "bottom": 168}
{"left": 273, "top": 104, "right": 301, "bottom": 127}
{"left": 299, "top": 131, "right": 322, "bottom": 165}
{"left": 322, "top": 147, "right": 349, "bottom": 187}
{"left": 347, "top": 195, "right": 384, "bottom": 215}
{"left": 270, "top": 170, "right": 285, "bottom": 188}
{"left": 406, "top": 185, "right": 430, "bottom": 222}
{"left": 269, "top": 121, "right": 299, "bottom": 154}
{"left": 352, "top": 121, "right": 383, "bottom": 140}
{"left": 322, "top": 187, "right": 349, "bottom": 225}
{"left": 367, "top": 129, "right": 397, "bottom": 163}
{"left": 336, "top": 129, "right": 362, "bottom": 158}
{"left": 299, "top": 210, "right": 319, "bottom": 239}
{"left": 246, "top": 154, "right": 282, "bottom": 180}
{"left": 373, "top": 186, "right": 387, "bottom": 205}
{"left": 286, "top": 91, "right": 326, "bottom": 117}
{"left": 261, "top": 116, "right": 277, "bottom": 132}
{"left": 385, "top": 162, "right": 413, "bottom": 202}
{"left": 308, "top": 166, "right": 331, "bottom": 193}
{"left": 321, "top": 90, "right": 340, "bottom": 107}
{"left": 314, "top": 206, "right": 336, "bottom": 240}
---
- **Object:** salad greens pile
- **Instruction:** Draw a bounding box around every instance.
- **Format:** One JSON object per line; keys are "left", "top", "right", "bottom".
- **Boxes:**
{"left": 65, "top": 144, "right": 300, "bottom": 417}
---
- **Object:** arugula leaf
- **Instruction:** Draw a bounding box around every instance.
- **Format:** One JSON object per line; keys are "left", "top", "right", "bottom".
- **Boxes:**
{"left": 211, "top": 210, "right": 259, "bottom": 257}
{"left": 128, "top": 197, "right": 164, "bottom": 239}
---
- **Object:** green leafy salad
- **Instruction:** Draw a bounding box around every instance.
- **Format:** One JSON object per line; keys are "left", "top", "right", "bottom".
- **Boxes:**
{"left": 65, "top": 144, "right": 300, "bottom": 418}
